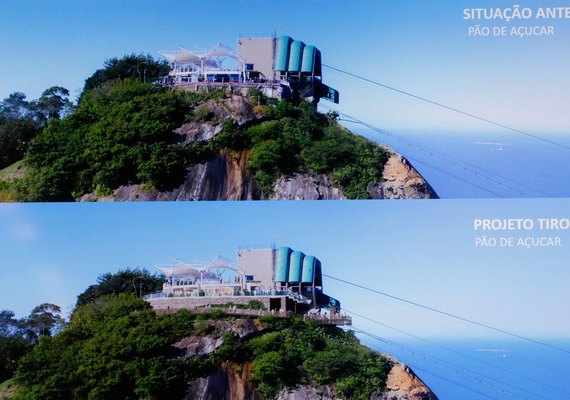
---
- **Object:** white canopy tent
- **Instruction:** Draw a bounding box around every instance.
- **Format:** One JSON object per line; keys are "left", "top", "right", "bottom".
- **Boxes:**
{"left": 159, "top": 43, "right": 242, "bottom": 69}
{"left": 155, "top": 256, "right": 243, "bottom": 280}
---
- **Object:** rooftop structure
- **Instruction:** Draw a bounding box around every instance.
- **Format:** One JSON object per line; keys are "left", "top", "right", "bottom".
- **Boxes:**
{"left": 158, "top": 35, "right": 339, "bottom": 104}
{"left": 159, "top": 44, "right": 243, "bottom": 85}
{"left": 145, "top": 245, "right": 350, "bottom": 325}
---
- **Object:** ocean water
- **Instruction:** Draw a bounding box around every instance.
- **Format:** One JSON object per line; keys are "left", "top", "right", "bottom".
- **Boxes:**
{"left": 355, "top": 129, "right": 570, "bottom": 199}
{"left": 360, "top": 337, "right": 570, "bottom": 400}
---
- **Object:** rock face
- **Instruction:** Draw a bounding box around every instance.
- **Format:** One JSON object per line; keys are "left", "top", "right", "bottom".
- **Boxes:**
{"left": 372, "top": 360, "right": 439, "bottom": 400}
{"left": 183, "top": 353, "right": 437, "bottom": 400}
{"left": 185, "top": 362, "right": 259, "bottom": 400}
{"left": 79, "top": 149, "right": 261, "bottom": 201}
{"left": 176, "top": 319, "right": 437, "bottom": 400}
{"left": 272, "top": 173, "right": 346, "bottom": 200}
{"left": 78, "top": 95, "right": 438, "bottom": 201}
{"left": 367, "top": 146, "right": 438, "bottom": 199}
{"left": 277, "top": 385, "right": 338, "bottom": 400}
{"left": 173, "top": 149, "right": 260, "bottom": 200}
{"left": 79, "top": 148, "right": 436, "bottom": 201}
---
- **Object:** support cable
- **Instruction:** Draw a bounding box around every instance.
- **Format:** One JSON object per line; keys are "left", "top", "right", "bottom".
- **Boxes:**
{"left": 352, "top": 327, "right": 528, "bottom": 400}
{"left": 404, "top": 156, "right": 505, "bottom": 197}
{"left": 332, "top": 109, "right": 552, "bottom": 197}
{"left": 325, "top": 108, "right": 532, "bottom": 197}
{"left": 323, "top": 64, "right": 570, "bottom": 152}
{"left": 324, "top": 273, "right": 570, "bottom": 355}
{"left": 346, "top": 308, "right": 569, "bottom": 399}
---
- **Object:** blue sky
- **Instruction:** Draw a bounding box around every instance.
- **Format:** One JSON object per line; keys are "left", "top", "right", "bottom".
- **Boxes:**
{"left": 1, "top": 199, "right": 569, "bottom": 340}
{"left": 2, "top": 0, "right": 569, "bottom": 199}
{"left": 1, "top": 0, "right": 569, "bottom": 133}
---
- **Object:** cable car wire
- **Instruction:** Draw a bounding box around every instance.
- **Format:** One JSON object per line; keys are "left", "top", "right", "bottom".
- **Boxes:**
{"left": 351, "top": 327, "right": 529, "bottom": 400}
{"left": 324, "top": 273, "right": 570, "bottom": 355}
{"left": 323, "top": 64, "right": 570, "bottom": 152}
{"left": 346, "top": 308, "right": 570, "bottom": 399}
{"left": 320, "top": 106, "right": 536, "bottom": 197}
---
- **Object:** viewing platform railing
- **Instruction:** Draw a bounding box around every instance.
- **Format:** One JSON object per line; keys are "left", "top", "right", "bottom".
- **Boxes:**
{"left": 144, "top": 289, "right": 310, "bottom": 304}
{"left": 155, "top": 305, "right": 351, "bottom": 325}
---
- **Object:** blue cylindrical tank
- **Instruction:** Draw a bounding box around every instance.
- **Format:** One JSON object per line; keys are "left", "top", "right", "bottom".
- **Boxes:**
{"left": 287, "top": 40, "right": 305, "bottom": 73}
{"left": 301, "top": 45, "right": 315, "bottom": 74}
{"left": 288, "top": 251, "right": 304, "bottom": 282}
{"left": 302, "top": 255, "right": 315, "bottom": 283}
{"left": 274, "top": 36, "right": 292, "bottom": 72}
{"left": 275, "top": 246, "right": 292, "bottom": 282}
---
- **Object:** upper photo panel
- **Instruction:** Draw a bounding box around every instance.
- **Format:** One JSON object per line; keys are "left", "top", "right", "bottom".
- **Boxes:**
{"left": 1, "top": 0, "right": 569, "bottom": 201}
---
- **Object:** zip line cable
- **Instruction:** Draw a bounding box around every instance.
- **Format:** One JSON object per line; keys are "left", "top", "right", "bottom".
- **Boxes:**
{"left": 334, "top": 111, "right": 533, "bottom": 197}
{"left": 348, "top": 314, "right": 549, "bottom": 400}
{"left": 323, "top": 64, "right": 570, "bottom": 152}
{"left": 329, "top": 110, "right": 523, "bottom": 195}
{"left": 324, "top": 273, "right": 570, "bottom": 355}
{"left": 407, "top": 364, "right": 504, "bottom": 400}
{"left": 401, "top": 137, "right": 553, "bottom": 197}
{"left": 403, "top": 156, "right": 505, "bottom": 197}
{"left": 346, "top": 308, "right": 570, "bottom": 399}
{"left": 326, "top": 105, "right": 552, "bottom": 197}
{"left": 405, "top": 154, "right": 552, "bottom": 198}
{"left": 321, "top": 107, "right": 536, "bottom": 197}
{"left": 351, "top": 327, "right": 529, "bottom": 400}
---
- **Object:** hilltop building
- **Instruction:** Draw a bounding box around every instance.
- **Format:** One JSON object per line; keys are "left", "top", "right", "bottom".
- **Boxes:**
{"left": 145, "top": 245, "right": 350, "bottom": 325}
{"left": 158, "top": 35, "right": 339, "bottom": 104}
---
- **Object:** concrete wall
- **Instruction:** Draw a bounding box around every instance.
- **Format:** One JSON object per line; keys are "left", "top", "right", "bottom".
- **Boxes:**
{"left": 237, "top": 37, "right": 275, "bottom": 80}
{"left": 147, "top": 295, "right": 285, "bottom": 311}
{"left": 237, "top": 248, "right": 275, "bottom": 290}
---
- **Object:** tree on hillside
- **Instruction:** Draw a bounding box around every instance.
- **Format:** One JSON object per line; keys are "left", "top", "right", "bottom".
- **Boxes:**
{"left": 0, "top": 333, "right": 28, "bottom": 382}
{"left": 13, "top": 296, "right": 392, "bottom": 400}
{"left": 17, "top": 79, "right": 191, "bottom": 201}
{"left": 0, "top": 93, "right": 39, "bottom": 169}
{"left": 0, "top": 93, "right": 30, "bottom": 120}
{"left": 83, "top": 53, "right": 170, "bottom": 94}
{"left": 76, "top": 268, "right": 164, "bottom": 307}
{"left": 0, "top": 305, "right": 64, "bottom": 382}
{"left": 14, "top": 294, "right": 190, "bottom": 400}
{"left": 0, "top": 310, "right": 26, "bottom": 380}
{"left": 0, "top": 88, "right": 72, "bottom": 169}
{"left": 31, "top": 86, "right": 73, "bottom": 126}
{"left": 0, "top": 310, "right": 20, "bottom": 337}
{"left": 22, "top": 303, "right": 65, "bottom": 344}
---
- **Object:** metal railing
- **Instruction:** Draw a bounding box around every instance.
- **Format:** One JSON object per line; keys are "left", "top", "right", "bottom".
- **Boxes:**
{"left": 145, "top": 289, "right": 309, "bottom": 303}
{"left": 303, "top": 313, "right": 352, "bottom": 326}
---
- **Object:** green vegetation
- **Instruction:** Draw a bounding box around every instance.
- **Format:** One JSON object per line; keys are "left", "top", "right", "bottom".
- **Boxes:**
{"left": 184, "top": 95, "right": 389, "bottom": 198}
{"left": 0, "top": 88, "right": 72, "bottom": 171}
{"left": 0, "top": 378, "right": 16, "bottom": 391}
{"left": 8, "top": 298, "right": 391, "bottom": 400}
{"left": 5, "top": 54, "right": 389, "bottom": 201}
{"left": 0, "top": 180, "right": 16, "bottom": 202}
{"left": 76, "top": 268, "right": 164, "bottom": 307}
{"left": 82, "top": 53, "right": 170, "bottom": 95}
{"left": 0, "top": 305, "right": 64, "bottom": 384}
{"left": 15, "top": 80, "right": 195, "bottom": 201}
{"left": 12, "top": 295, "right": 191, "bottom": 400}
{"left": 0, "top": 160, "right": 24, "bottom": 179}
{"left": 248, "top": 317, "right": 392, "bottom": 399}
{"left": 2, "top": 268, "right": 392, "bottom": 399}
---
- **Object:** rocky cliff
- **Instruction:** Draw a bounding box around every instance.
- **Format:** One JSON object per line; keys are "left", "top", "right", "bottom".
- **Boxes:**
{"left": 183, "top": 360, "right": 438, "bottom": 400}
{"left": 171, "top": 317, "right": 437, "bottom": 400}
{"left": 78, "top": 93, "right": 437, "bottom": 201}
{"left": 79, "top": 147, "right": 436, "bottom": 201}
{"left": 372, "top": 357, "right": 439, "bottom": 400}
